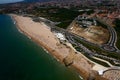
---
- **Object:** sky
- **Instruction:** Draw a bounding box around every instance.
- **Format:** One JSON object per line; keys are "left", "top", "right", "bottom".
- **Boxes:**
{"left": 0, "top": 0, "right": 23, "bottom": 4}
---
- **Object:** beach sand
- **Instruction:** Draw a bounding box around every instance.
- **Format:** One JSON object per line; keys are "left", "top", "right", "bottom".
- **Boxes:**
{"left": 10, "top": 14, "right": 108, "bottom": 80}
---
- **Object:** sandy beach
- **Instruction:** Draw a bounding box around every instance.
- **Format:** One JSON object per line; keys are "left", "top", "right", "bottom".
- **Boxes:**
{"left": 10, "top": 14, "right": 108, "bottom": 80}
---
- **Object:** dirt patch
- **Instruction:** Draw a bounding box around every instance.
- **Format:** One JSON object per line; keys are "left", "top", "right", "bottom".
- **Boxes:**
{"left": 69, "top": 23, "right": 109, "bottom": 45}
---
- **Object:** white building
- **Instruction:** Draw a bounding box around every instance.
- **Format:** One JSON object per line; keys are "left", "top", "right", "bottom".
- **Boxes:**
{"left": 55, "top": 33, "right": 66, "bottom": 41}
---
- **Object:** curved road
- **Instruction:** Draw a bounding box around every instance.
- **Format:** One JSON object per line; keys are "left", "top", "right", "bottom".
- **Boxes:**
{"left": 95, "top": 17, "right": 120, "bottom": 52}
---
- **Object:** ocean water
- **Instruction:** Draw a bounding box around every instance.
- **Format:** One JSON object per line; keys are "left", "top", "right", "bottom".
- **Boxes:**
{"left": 0, "top": 14, "right": 82, "bottom": 80}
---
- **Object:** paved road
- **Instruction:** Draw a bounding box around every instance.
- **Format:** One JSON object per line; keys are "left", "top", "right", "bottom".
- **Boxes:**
{"left": 98, "top": 66, "right": 120, "bottom": 75}
{"left": 39, "top": 16, "right": 120, "bottom": 67}
{"left": 95, "top": 17, "right": 120, "bottom": 52}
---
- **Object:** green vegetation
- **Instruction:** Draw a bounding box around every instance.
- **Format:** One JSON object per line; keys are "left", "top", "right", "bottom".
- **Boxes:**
{"left": 70, "top": 7, "right": 95, "bottom": 15}
{"left": 93, "top": 54, "right": 119, "bottom": 66}
{"left": 96, "top": 20, "right": 108, "bottom": 29}
{"left": 56, "top": 21, "right": 72, "bottom": 29}
{"left": 77, "top": 37, "right": 120, "bottom": 58}
{"left": 114, "top": 19, "right": 120, "bottom": 49}
{"left": 72, "top": 43, "right": 110, "bottom": 67}
{"left": 31, "top": 7, "right": 81, "bottom": 29}
{"left": 79, "top": 10, "right": 94, "bottom": 15}
{"left": 87, "top": 56, "right": 110, "bottom": 67}
{"left": 71, "top": 36, "right": 120, "bottom": 66}
{"left": 73, "top": 37, "right": 102, "bottom": 53}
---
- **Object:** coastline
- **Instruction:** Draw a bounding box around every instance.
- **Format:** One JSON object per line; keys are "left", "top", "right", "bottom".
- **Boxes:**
{"left": 10, "top": 14, "right": 108, "bottom": 80}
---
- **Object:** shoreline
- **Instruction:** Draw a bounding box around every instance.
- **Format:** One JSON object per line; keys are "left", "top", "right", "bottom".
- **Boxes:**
{"left": 10, "top": 14, "right": 108, "bottom": 80}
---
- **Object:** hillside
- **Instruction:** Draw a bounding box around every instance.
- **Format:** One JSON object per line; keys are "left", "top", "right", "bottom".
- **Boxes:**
{"left": 23, "top": 0, "right": 52, "bottom": 2}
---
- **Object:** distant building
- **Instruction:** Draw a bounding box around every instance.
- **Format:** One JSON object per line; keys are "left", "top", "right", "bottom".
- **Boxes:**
{"left": 76, "top": 15, "right": 97, "bottom": 28}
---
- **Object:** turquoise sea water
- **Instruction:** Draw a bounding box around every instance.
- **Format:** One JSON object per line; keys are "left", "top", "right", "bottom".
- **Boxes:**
{"left": 0, "top": 14, "right": 81, "bottom": 80}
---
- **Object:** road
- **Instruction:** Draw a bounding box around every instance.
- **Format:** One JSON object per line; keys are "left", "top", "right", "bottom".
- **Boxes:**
{"left": 95, "top": 17, "right": 120, "bottom": 52}
{"left": 68, "top": 15, "right": 119, "bottom": 52}
{"left": 35, "top": 16, "right": 120, "bottom": 67}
